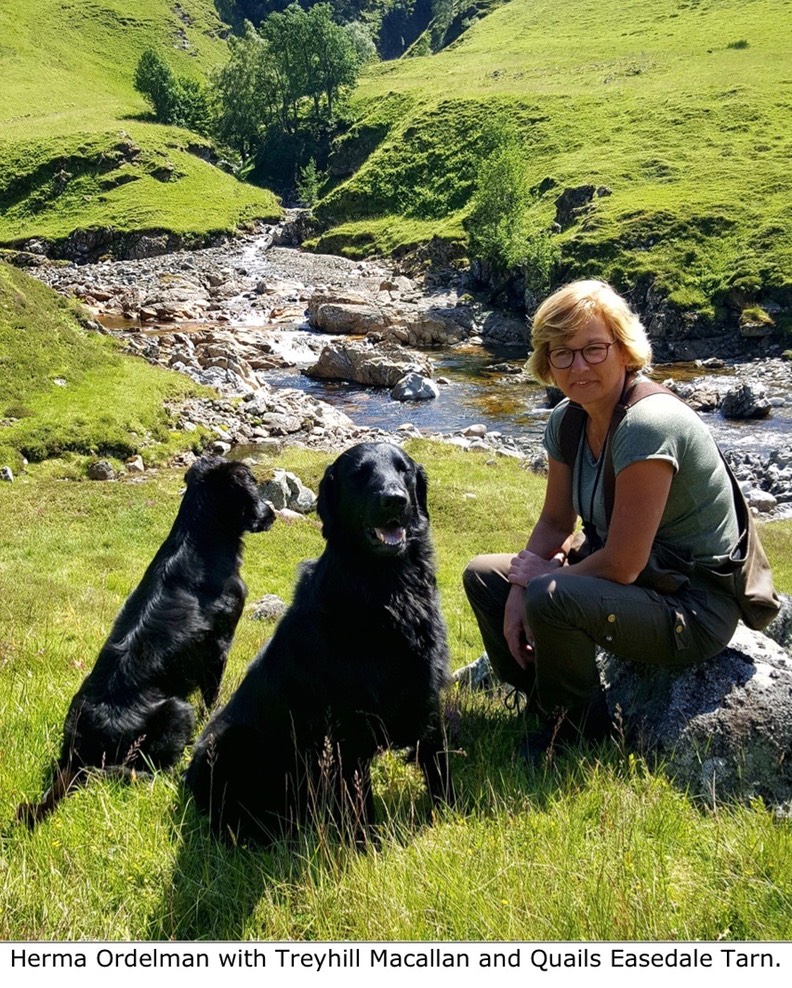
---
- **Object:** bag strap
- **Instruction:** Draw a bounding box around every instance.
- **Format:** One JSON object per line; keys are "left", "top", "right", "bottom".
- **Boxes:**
{"left": 558, "top": 374, "right": 679, "bottom": 524}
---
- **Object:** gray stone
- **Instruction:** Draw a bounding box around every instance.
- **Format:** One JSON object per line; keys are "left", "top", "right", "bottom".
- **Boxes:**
{"left": 601, "top": 624, "right": 792, "bottom": 809}
{"left": 258, "top": 470, "right": 316, "bottom": 513}
{"left": 1, "top": 466, "right": 13, "bottom": 482}
{"left": 390, "top": 372, "right": 439, "bottom": 402}
{"left": 721, "top": 382, "right": 771, "bottom": 419}
{"left": 87, "top": 459, "right": 115, "bottom": 481}
{"left": 249, "top": 594, "right": 288, "bottom": 621}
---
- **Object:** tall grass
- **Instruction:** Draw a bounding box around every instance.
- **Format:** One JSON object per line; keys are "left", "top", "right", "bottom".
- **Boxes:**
{"left": 1, "top": 441, "right": 791, "bottom": 941}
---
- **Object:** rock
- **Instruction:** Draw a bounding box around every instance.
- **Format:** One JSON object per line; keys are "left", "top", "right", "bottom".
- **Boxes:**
{"left": 720, "top": 381, "right": 772, "bottom": 419}
{"left": 249, "top": 594, "right": 288, "bottom": 621}
{"left": 745, "top": 489, "right": 777, "bottom": 513}
{"left": 764, "top": 593, "right": 792, "bottom": 653}
{"left": 125, "top": 455, "right": 145, "bottom": 474}
{"left": 304, "top": 341, "right": 432, "bottom": 389}
{"left": 87, "top": 459, "right": 115, "bottom": 481}
{"left": 462, "top": 424, "right": 488, "bottom": 438}
{"left": 259, "top": 470, "right": 316, "bottom": 513}
{"left": 602, "top": 625, "right": 792, "bottom": 809}
{"left": 453, "top": 653, "right": 496, "bottom": 690}
{"left": 390, "top": 372, "right": 439, "bottom": 402}
{"left": 554, "top": 184, "right": 596, "bottom": 229}
{"left": 1, "top": 466, "right": 13, "bottom": 482}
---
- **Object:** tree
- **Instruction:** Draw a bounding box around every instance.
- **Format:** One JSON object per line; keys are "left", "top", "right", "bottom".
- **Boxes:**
{"left": 134, "top": 49, "right": 181, "bottom": 123}
{"left": 134, "top": 49, "right": 210, "bottom": 135}
{"left": 465, "top": 122, "right": 559, "bottom": 291}
{"left": 211, "top": 23, "right": 281, "bottom": 159}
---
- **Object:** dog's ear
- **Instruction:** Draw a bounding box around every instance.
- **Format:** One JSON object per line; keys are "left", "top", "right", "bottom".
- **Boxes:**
{"left": 316, "top": 463, "right": 337, "bottom": 539}
{"left": 184, "top": 456, "right": 220, "bottom": 487}
{"left": 414, "top": 464, "right": 429, "bottom": 519}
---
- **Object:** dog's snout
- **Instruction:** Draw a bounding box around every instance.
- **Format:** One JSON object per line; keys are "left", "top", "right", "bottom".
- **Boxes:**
{"left": 380, "top": 488, "right": 409, "bottom": 513}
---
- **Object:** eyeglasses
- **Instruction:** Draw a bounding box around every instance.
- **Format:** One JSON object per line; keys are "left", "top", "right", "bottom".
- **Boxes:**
{"left": 547, "top": 341, "right": 617, "bottom": 370}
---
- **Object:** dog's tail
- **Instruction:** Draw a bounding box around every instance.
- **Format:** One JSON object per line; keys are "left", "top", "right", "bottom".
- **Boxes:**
{"left": 15, "top": 765, "right": 84, "bottom": 830}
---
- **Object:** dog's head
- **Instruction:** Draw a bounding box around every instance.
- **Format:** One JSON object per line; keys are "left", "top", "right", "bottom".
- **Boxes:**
{"left": 317, "top": 443, "right": 429, "bottom": 556}
{"left": 183, "top": 457, "right": 275, "bottom": 534}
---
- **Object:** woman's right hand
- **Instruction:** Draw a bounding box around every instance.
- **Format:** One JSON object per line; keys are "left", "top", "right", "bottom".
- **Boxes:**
{"left": 504, "top": 584, "right": 534, "bottom": 669}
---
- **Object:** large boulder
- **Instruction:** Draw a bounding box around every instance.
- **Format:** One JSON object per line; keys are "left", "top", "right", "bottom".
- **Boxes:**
{"left": 601, "top": 623, "right": 792, "bottom": 809}
{"left": 303, "top": 341, "right": 432, "bottom": 388}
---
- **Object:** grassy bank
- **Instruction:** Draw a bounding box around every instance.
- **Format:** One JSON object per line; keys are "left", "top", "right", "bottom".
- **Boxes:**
{"left": 0, "top": 262, "right": 210, "bottom": 470}
{"left": 1, "top": 441, "right": 791, "bottom": 940}
{"left": 318, "top": 0, "right": 792, "bottom": 321}
{"left": 0, "top": 0, "right": 280, "bottom": 250}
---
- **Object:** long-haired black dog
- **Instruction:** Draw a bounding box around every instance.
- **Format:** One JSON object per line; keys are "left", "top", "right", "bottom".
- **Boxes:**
{"left": 186, "top": 442, "right": 454, "bottom": 844}
{"left": 17, "top": 456, "right": 275, "bottom": 827}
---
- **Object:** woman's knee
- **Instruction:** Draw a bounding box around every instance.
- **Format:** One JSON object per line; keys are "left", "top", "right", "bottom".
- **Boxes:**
{"left": 524, "top": 572, "right": 560, "bottom": 625}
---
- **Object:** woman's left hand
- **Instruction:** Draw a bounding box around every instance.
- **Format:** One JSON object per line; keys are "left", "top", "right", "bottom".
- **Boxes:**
{"left": 508, "top": 548, "right": 565, "bottom": 588}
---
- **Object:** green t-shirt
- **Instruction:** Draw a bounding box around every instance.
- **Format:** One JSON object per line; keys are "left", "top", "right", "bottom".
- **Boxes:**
{"left": 544, "top": 392, "right": 740, "bottom": 567}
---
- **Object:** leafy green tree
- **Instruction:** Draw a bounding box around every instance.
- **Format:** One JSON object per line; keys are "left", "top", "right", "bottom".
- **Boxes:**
{"left": 296, "top": 157, "right": 324, "bottom": 206}
{"left": 466, "top": 123, "right": 559, "bottom": 291}
{"left": 211, "top": 23, "right": 281, "bottom": 158}
{"left": 133, "top": 49, "right": 210, "bottom": 135}
{"left": 134, "top": 49, "right": 181, "bottom": 122}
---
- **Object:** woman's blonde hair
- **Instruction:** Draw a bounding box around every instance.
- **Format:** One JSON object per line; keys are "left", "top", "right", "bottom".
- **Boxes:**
{"left": 526, "top": 280, "right": 652, "bottom": 385}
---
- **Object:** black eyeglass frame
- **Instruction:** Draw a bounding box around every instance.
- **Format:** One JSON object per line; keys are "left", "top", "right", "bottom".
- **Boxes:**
{"left": 547, "top": 340, "right": 618, "bottom": 370}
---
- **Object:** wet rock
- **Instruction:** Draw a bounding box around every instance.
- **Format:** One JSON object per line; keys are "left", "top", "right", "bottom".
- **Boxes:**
{"left": 304, "top": 341, "right": 432, "bottom": 389}
{"left": 391, "top": 372, "right": 439, "bottom": 402}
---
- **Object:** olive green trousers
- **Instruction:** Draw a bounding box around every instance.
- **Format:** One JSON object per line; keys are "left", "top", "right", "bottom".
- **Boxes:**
{"left": 463, "top": 553, "right": 742, "bottom": 715}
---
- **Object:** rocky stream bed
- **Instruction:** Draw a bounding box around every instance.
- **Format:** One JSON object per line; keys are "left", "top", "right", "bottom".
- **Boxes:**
{"left": 23, "top": 218, "right": 792, "bottom": 518}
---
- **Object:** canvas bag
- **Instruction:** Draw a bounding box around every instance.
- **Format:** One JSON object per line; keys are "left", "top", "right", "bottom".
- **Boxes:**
{"left": 557, "top": 375, "right": 781, "bottom": 630}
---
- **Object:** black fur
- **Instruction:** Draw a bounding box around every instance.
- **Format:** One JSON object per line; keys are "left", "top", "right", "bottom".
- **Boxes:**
{"left": 185, "top": 442, "right": 453, "bottom": 844}
{"left": 17, "top": 457, "right": 274, "bottom": 827}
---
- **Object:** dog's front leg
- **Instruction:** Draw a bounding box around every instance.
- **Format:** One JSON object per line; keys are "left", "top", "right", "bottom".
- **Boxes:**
{"left": 415, "top": 728, "right": 455, "bottom": 809}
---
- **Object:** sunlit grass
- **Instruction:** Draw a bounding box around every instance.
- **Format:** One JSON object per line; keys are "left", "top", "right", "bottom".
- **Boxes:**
{"left": 1, "top": 439, "right": 790, "bottom": 941}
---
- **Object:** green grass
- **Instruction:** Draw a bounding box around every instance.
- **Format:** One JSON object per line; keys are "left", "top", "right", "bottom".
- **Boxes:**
{"left": 317, "top": 0, "right": 792, "bottom": 317}
{"left": 0, "top": 0, "right": 280, "bottom": 248}
{"left": 1, "top": 440, "right": 791, "bottom": 941}
{"left": 0, "top": 261, "right": 211, "bottom": 469}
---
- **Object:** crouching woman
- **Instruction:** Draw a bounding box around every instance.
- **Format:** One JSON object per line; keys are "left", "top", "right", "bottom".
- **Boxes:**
{"left": 463, "top": 280, "right": 748, "bottom": 759}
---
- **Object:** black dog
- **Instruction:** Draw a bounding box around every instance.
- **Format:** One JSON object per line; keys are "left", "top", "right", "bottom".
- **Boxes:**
{"left": 186, "top": 442, "right": 454, "bottom": 844}
{"left": 17, "top": 456, "right": 275, "bottom": 827}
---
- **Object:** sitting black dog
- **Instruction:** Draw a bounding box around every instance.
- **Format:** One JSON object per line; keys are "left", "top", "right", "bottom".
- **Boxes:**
{"left": 17, "top": 456, "right": 274, "bottom": 827}
{"left": 186, "top": 442, "right": 454, "bottom": 844}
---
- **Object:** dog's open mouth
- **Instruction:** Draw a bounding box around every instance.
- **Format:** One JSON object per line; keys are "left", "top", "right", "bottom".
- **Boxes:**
{"left": 369, "top": 523, "right": 407, "bottom": 552}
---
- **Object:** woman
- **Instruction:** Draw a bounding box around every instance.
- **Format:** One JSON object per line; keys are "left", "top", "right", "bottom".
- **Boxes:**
{"left": 463, "top": 280, "right": 743, "bottom": 758}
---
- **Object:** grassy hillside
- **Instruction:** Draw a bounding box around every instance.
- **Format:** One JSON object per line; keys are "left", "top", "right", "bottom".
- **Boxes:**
{"left": 1, "top": 441, "right": 791, "bottom": 940}
{"left": 317, "top": 0, "right": 792, "bottom": 321}
{"left": 0, "top": 0, "right": 280, "bottom": 252}
{"left": 0, "top": 262, "right": 209, "bottom": 469}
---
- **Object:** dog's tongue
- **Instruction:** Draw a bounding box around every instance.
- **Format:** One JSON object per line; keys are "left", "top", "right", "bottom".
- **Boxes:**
{"left": 374, "top": 525, "right": 406, "bottom": 546}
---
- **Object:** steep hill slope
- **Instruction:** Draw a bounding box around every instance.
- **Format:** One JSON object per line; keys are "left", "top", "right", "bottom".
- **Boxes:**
{"left": 318, "top": 0, "right": 792, "bottom": 338}
{"left": 0, "top": 0, "right": 280, "bottom": 256}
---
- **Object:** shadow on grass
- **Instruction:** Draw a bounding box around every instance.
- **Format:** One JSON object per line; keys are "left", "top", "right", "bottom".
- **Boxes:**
{"left": 146, "top": 689, "right": 624, "bottom": 939}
